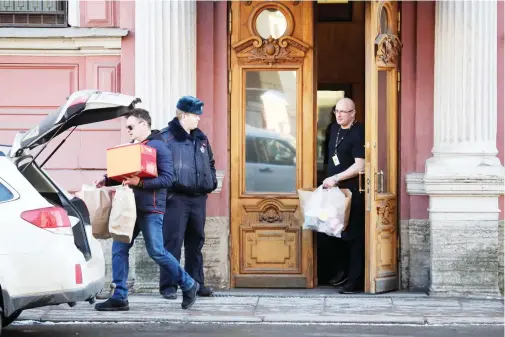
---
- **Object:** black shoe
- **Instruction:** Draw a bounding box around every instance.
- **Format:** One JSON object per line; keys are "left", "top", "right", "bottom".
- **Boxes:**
{"left": 181, "top": 282, "right": 199, "bottom": 310}
{"left": 338, "top": 282, "right": 363, "bottom": 294}
{"left": 161, "top": 291, "right": 177, "bottom": 300}
{"left": 329, "top": 271, "right": 348, "bottom": 287}
{"left": 197, "top": 285, "right": 214, "bottom": 297}
{"left": 94, "top": 298, "right": 129, "bottom": 311}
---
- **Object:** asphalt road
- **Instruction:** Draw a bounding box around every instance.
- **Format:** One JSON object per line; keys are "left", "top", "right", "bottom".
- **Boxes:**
{"left": 3, "top": 323, "right": 504, "bottom": 337}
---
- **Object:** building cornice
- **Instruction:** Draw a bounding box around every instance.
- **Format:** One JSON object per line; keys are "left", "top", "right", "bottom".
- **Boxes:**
{"left": 0, "top": 27, "right": 128, "bottom": 56}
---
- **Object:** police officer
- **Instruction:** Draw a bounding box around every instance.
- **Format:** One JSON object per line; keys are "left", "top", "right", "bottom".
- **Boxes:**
{"left": 322, "top": 97, "right": 366, "bottom": 294}
{"left": 158, "top": 96, "right": 217, "bottom": 299}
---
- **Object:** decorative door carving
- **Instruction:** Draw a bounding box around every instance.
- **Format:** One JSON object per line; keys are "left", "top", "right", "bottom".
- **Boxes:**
{"left": 364, "top": 0, "right": 401, "bottom": 293}
{"left": 229, "top": 1, "right": 315, "bottom": 288}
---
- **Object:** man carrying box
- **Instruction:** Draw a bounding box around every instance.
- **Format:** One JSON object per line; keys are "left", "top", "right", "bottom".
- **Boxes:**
{"left": 94, "top": 108, "right": 199, "bottom": 311}
{"left": 158, "top": 96, "right": 218, "bottom": 300}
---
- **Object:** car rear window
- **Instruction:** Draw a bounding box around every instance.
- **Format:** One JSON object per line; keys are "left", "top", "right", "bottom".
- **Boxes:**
{"left": 0, "top": 182, "right": 14, "bottom": 202}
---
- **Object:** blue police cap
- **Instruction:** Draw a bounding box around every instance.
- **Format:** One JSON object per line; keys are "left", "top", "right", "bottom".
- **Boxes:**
{"left": 176, "top": 96, "right": 204, "bottom": 115}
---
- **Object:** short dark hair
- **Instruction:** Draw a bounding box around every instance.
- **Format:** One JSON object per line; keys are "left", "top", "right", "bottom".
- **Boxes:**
{"left": 126, "top": 108, "right": 151, "bottom": 127}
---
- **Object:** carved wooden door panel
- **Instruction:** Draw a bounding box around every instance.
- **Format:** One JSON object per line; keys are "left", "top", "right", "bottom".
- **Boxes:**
{"left": 229, "top": 1, "right": 315, "bottom": 288}
{"left": 364, "top": 0, "right": 402, "bottom": 293}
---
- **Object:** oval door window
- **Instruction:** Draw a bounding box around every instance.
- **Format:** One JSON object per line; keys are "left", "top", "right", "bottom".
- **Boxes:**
{"left": 256, "top": 8, "right": 288, "bottom": 39}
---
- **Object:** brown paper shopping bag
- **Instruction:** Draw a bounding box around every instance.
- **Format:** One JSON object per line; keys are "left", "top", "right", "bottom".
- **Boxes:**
{"left": 296, "top": 187, "right": 316, "bottom": 226}
{"left": 108, "top": 186, "right": 137, "bottom": 243}
{"left": 75, "top": 185, "right": 112, "bottom": 239}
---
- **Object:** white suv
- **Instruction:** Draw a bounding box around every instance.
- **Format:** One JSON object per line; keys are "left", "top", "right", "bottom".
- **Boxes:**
{"left": 0, "top": 90, "right": 141, "bottom": 333}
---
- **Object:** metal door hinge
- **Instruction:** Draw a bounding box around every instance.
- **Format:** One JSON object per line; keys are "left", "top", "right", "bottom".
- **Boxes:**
{"left": 397, "top": 71, "right": 401, "bottom": 92}
{"left": 228, "top": 70, "right": 232, "bottom": 93}
{"left": 228, "top": 9, "right": 232, "bottom": 34}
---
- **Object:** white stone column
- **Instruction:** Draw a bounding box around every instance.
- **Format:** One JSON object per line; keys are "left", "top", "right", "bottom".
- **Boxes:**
{"left": 67, "top": 0, "right": 80, "bottom": 27}
{"left": 424, "top": 0, "right": 504, "bottom": 295}
{"left": 132, "top": 0, "right": 196, "bottom": 291}
{"left": 135, "top": 0, "right": 197, "bottom": 129}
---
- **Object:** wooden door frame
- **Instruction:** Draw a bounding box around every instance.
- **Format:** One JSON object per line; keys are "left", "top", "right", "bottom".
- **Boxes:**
{"left": 228, "top": 1, "right": 315, "bottom": 289}
{"left": 364, "top": 0, "right": 401, "bottom": 294}
{"left": 226, "top": 1, "right": 401, "bottom": 291}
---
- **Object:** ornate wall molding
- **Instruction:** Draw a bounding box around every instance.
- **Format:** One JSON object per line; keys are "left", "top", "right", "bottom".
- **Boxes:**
{"left": 233, "top": 35, "right": 309, "bottom": 66}
{"left": 375, "top": 33, "right": 403, "bottom": 67}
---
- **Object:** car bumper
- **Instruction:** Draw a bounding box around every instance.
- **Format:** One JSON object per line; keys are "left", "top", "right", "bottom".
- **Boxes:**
{"left": 2, "top": 277, "right": 105, "bottom": 317}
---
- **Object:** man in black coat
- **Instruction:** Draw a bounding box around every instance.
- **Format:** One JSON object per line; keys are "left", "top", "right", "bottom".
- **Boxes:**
{"left": 322, "top": 97, "right": 366, "bottom": 294}
{"left": 158, "top": 96, "right": 217, "bottom": 299}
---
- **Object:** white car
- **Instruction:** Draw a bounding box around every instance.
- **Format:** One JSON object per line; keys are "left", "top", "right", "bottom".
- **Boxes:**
{"left": 245, "top": 125, "right": 297, "bottom": 193}
{"left": 0, "top": 90, "right": 141, "bottom": 332}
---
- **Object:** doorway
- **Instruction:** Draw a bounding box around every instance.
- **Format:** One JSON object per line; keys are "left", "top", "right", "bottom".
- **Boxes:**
{"left": 314, "top": 1, "right": 365, "bottom": 287}
{"left": 228, "top": 0, "right": 401, "bottom": 293}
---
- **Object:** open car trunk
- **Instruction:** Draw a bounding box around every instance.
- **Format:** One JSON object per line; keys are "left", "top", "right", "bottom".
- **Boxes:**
{"left": 8, "top": 90, "right": 141, "bottom": 261}
{"left": 14, "top": 155, "right": 93, "bottom": 260}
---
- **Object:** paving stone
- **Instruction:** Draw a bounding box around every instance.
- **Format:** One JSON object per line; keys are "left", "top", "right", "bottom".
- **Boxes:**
{"left": 256, "top": 297, "right": 323, "bottom": 314}
{"left": 14, "top": 294, "right": 505, "bottom": 326}
{"left": 426, "top": 315, "right": 504, "bottom": 325}
{"left": 325, "top": 297, "right": 393, "bottom": 311}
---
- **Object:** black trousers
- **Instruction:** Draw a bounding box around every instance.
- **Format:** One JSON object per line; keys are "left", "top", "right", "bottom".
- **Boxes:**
{"left": 160, "top": 194, "right": 207, "bottom": 294}
{"left": 342, "top": 189, "right": 366, "bottom": 286}
{"left": 320, "top": 189, "right": 365, "bottom": 286}
{"left": 318, "top": 234, "right": 364, "bottom": 286}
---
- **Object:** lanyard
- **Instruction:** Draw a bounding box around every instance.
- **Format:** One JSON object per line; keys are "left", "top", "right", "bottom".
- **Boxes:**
{"left": 334, "top": 120, "right": 356, "bottom": 154}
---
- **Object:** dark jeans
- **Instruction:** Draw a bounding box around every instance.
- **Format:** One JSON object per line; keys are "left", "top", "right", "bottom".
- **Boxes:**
{"left": 160, "top": 194, "right": 207, "bottom": 294}
{"left": 111, "top": 212, "right": 194, "bottom": 301}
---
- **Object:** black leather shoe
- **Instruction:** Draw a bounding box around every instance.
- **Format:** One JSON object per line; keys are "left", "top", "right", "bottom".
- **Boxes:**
{"left": 94, "top": 298, "right": 129, "bottom": 311}
{"left": 161, "top": 291, "right": 177, "bottom": 300}
{"left": 329, "top": 271, "right": 348, "bottom": 287}
{"left": 197, "top": 285, "right": 214, "bottom": 297}
{"left": 181, "top": 283, "right": 199, "bottom": 309}
{"left": 338, "top": 282, "right": 364, "bottom": 294}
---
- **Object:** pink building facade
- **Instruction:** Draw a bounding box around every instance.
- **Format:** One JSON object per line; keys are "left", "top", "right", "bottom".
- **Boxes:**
{"left": 0, "top": 0, "right": 503, "bottom": 295}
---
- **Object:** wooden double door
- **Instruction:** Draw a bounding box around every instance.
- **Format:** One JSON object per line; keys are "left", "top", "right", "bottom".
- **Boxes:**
{"left": 229, "top": 1, "right": 402, "bottom": 293}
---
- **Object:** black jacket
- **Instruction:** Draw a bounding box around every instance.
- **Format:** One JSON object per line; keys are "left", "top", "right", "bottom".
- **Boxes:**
{"left": 159, "top": 117, "right": 217, "bottom": 196}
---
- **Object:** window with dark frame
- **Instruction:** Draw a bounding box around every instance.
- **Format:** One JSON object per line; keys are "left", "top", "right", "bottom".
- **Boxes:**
{"left": 0, "top": 1, "right": 68, "bottom": 27}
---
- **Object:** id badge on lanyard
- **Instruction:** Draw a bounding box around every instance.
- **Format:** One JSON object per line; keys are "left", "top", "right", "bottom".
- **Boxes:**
{"left": 332, "top": 154, "right": 340, "bottom": 166}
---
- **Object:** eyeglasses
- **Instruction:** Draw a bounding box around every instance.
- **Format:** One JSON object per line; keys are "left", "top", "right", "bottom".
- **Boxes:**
{"left": 126, "top": 121, "right": 144, "bottom": 131}
{"left": 333, "top": 109, "right": 355, "bottom": 114}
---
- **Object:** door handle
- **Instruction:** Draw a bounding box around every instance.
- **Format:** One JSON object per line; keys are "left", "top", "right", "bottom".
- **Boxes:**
{"left": 358, "top": 170, "right": 365, "bottom": 193}
{"left": 259, "top": 167, "right": 272, "bottom": 173}
{"left": 374, "top": 170, "right": 384, "bottom": 193}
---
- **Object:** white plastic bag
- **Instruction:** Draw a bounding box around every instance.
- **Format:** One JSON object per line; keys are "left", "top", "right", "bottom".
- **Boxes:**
{"left": 302, "top": 186, "right": 347, "bottom": 237}
{"left": 75, "top": 184, "right": 112, "bottom": 240}
{"left": 108, "top": 186, "right": 137, "bottom": 243}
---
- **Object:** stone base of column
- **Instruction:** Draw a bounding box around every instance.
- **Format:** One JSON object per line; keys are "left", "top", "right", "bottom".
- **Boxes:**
{"left": 424, "top": 156, "right": 504, "bottom": 296}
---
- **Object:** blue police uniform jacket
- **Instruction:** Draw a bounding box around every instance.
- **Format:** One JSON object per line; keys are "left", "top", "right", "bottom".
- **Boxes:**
{"left": 158, "top": 117, "right": 217, "bottom": 196}
{"left": 105, "top": 132, "right": 174, "bottom": 213}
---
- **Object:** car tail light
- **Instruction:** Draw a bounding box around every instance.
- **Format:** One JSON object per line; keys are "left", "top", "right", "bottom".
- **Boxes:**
{"left": 75, "top": 264, "right": 83, "bottom": 285}
{"left": 21, "top": 206, "right": 71, "bottom": 229}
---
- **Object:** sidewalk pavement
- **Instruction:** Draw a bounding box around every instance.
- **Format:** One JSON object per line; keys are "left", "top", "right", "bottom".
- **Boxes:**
{"left": 17, "top": 290, "right": 504, "bottom": 326}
